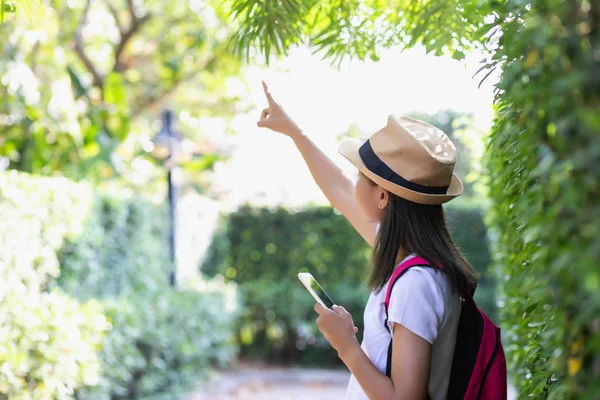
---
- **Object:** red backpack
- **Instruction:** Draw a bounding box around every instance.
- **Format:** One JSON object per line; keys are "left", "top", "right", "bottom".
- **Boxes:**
{"left": 384, "top": 256, "right": 507, "bottom": 400}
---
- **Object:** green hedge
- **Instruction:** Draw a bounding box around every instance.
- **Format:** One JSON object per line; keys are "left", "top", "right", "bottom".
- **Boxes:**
{"left": 56, "top": 187, "right": 172, "bottom": 299}
{"left": 202, "top": 205, "right": 371, "bottom": 365}
{"left": 485, "top": 0, "right": 600, "bottom": 397}
{"left": 202, "top": 201, "right": 496, "bottom": 365}
{"left": 75, "top": 278, "right": 238, "bottom": 400}
{"left": 0, "top": 290, "right": 107, "bottom": 400}
{"left": 0, "top": 171, "right": 239, "bottom": 399}
{"left": 446, "top": 199, "right": 497, "bottom": 322}
{"left": 0, "top": 171, "right": 108, "bottom": 399}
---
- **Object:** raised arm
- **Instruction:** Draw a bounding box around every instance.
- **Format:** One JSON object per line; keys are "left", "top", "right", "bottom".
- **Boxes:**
{"left": 257, "top": 81, "right": 377, "bottom": 247}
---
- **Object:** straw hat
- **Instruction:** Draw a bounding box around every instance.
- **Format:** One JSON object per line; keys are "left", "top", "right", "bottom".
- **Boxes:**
{"left": 338, "top": 115, "right": 463, "bottom": 205}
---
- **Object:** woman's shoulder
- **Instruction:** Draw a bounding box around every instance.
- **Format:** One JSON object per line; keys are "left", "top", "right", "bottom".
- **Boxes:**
{"left": 393, "top": 266, "right": 444, "bottom": 296}
{"left": 386, "top": 266, "right": 453, "bottom": 343}
{"left": 410, "top": 265, "right": 452, "bottom": 286}
{"left": 375, "top": 256, "right": 455, "bottom": 301}
{"left": 389, "top": 265, "right": 457, "bottom": 307}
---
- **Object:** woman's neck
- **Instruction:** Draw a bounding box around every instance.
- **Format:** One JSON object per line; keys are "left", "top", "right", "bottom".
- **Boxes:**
{"left": 395, "top": 248, "right": 409, "bottom": 265}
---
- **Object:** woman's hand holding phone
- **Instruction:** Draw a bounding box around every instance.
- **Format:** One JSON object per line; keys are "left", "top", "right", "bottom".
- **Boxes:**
{"left": 297, "top": 272, "right": 359, "bottom": 353}
{"left": 314, "top": 303, "right": 360, "bottom": 357}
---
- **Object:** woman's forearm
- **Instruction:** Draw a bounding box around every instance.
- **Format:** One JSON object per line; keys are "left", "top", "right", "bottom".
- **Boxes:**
{"left": 255, "top": 81, "right": 376, "bottom": 246}
{"left": 291, "top": 130, "right": 354, "bottom": 210}
{"left": 340, "top": 343, "right": 397, "bottom": 400}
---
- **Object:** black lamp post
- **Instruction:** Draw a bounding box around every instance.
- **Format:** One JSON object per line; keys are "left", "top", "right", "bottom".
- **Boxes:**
{"left": 151, "top": 109, "right": 183, "bottom": 287}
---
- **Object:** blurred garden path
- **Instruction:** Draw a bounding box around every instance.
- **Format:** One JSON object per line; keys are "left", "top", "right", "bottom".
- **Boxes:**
{"left": 190, "top": 364, "right": 350, "bottom": 400}
{"left": 190, "top": 364, "right": 517, "bottom": 400}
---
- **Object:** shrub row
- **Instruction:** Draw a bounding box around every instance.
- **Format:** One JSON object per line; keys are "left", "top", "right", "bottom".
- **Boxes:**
{"left": 0, "top": 171, "right": 238, "bottom": 399}
{"left": 202, "top": 200, "right": 497, "bottom": 365}
{"left": 0, "top": 171, "right": 107, "bottom": 399}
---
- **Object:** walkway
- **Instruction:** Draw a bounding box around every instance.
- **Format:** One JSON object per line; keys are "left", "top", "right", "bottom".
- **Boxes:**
{"left": 190, "top": 364, "right": 517, "bottom": 400}
{"left": 190, "top": 365, "right": 350, "bottom": 400}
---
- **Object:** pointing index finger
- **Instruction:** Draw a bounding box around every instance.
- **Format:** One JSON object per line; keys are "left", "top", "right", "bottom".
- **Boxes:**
{"left": 262, "top": 80, "right": 275, "bottom": 105}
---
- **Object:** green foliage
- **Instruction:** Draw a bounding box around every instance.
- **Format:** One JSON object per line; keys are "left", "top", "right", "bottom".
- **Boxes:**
{"left": 237, "top": 279, "right": 369, "bottom": 365}
{"left": 52, "top": 182, "right": 240, "bottom": 398}
{"left": 200, "top": 218, "right": 231, "bottom": 279}
{"left": 224, "top": 206, "right": 371, "bottom": 284}
{"left": 0, "top": 170, "right": 108, "bottom": 399}
{"left": 0, "top": 170, "right": 94, "bottom": 291}
{"left": 202, "top": 202, "right": 497, "bottom": 364}
{"left": 446, "top": 198, "right": 496, "bottom": 322}
{"left": 483, "top": 1, "right": 600, "bottom": 397}
{"left": 56, "top": 189, "right": 172, "bottom": 299}
{"left": 226, "top": 0, "right": 494, "bottom": 64}
{"left": 202, "top": 205, "right": 371, "bottom": 364}
{"left": 0, "top": 170, "right": 240, "bottom": 399}
{"left": 232, "top": 0, "right": 600, "bottom": 395}
{"left": 0, "top": 0, "right": 29, "bottom": 23}
{"left": 76, "top": 279, "right": 239, "bottom": 400}
{"left": 0, "top": 0, "right": 242, "bottom": 182}
{"left": 0, "top": 291, "right": 107, "bottom": 400}
{"left": 1, "top": 1, "right": 16, "bottom": 22}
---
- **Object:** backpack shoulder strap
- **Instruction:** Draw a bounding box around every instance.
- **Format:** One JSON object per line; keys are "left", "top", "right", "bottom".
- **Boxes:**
{"left": 384, "top": 256, "right": 432, "bottom": 313}
{"left": 384, "top": 255, "right": 434, "bottom": 391}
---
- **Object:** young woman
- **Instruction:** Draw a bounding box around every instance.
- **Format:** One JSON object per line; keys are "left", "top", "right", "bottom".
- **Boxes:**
{"left": 257, "top": 81, "right": 478, "bottom": 400}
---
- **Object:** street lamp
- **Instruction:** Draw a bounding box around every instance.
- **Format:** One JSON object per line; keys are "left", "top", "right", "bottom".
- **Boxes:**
{"left": 150, "top": 109, "right": 184, "bottom": 287}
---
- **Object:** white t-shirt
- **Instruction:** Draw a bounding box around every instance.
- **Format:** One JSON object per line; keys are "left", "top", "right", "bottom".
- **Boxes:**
{"left": 345, "top": 254, "right": 461, "bottom": 400}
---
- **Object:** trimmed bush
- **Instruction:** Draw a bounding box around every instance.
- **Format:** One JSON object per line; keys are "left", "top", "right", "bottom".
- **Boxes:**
{"left": 202, "top": 205, "right": 371, "bottom": 365}
{"left": 236, "top": 278, "right": 370, "bottom": 365}
{"left": 446, "top": 198, "right": 497, "bottom": 323}
{"left": 0, "top": 171, "right": 239, "bottom": 399}
{"left": 56, "top": 188, "right": 172, "bottom": 299}
{"left": 55, "top": 189, "right": 240, "bottom": 398}
{"left": 75, "top": 278, "right": 239, "bottom": 400}
{"left": 0, "top": 171, "right": 95, "bottom": 294}
{"left": 484, "top": 0, "right": 600, "bottom": 397}
{"left": 0, "top": 291, "right": 107, "bottom": 400}
{"left": 202, "top": 201, "right": 496, "bottom": 365}
{"left": 0, "top": 171, "right": 107, "bottom": 399}
{"left": 224, "top": 206, "right": 371, "bottom": 284}
{"left": 54, "top": 188, "right": 240, "bottom": 399}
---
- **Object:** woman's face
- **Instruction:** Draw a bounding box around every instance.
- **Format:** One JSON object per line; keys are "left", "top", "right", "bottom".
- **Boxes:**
{"left": 354, "top": 172, "right": 389, "bottom": 223}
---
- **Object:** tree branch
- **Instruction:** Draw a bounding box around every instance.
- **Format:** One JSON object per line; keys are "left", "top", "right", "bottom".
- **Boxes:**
{"left": 130, "top": 75, "right": 189, "bottom": 116}
{"left": 113, "top": 1, "right": 151, "bottom": 72}
{"left": 29, "top": 40, "right": 41, "bottom": 74}
{"left": 74, "top": 0, "right": 105, "bottom": 91}
{"left": 126, "top": 0, "right": 135, "bottom": 15}
{"left": 130, "top": 58, "right": 216, "bottom": 116}
{"left": 105, "top": 0, "right": 123, "bottom": 35}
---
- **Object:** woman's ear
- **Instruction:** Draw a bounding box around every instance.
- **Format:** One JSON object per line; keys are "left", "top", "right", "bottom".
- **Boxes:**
{"left": 379, "top": 188, "right": 390, "bottom": 209}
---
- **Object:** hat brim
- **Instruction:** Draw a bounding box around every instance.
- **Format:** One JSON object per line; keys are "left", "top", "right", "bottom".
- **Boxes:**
{"left": 338, "top": 139, "right": 463, "bottom": 205}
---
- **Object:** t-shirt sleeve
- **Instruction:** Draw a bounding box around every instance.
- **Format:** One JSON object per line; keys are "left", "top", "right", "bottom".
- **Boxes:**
{"left": 386, "top": 268, "right": 445, "bottom": 344}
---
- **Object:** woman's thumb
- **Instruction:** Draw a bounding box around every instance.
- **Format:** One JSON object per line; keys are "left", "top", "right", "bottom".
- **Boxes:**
{"left": 257, "top": 107, "right": 271, "bottom": 128}
{"left": 257, "top": 119, "right": 268, "bottom": 128}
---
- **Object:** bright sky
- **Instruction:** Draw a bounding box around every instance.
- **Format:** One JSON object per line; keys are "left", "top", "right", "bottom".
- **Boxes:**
{"left": 207, "top": 45, "right": 498, "bottom": 209}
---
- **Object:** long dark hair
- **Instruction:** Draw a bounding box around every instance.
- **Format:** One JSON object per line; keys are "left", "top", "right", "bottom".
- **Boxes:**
{"left": 369, "top": 185, "right": 478, "bottom": 296}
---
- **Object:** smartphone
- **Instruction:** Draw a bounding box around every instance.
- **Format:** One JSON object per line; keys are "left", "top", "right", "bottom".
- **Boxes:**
{"left": 297, "top": 272, "right": 335, "bottom": 308}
